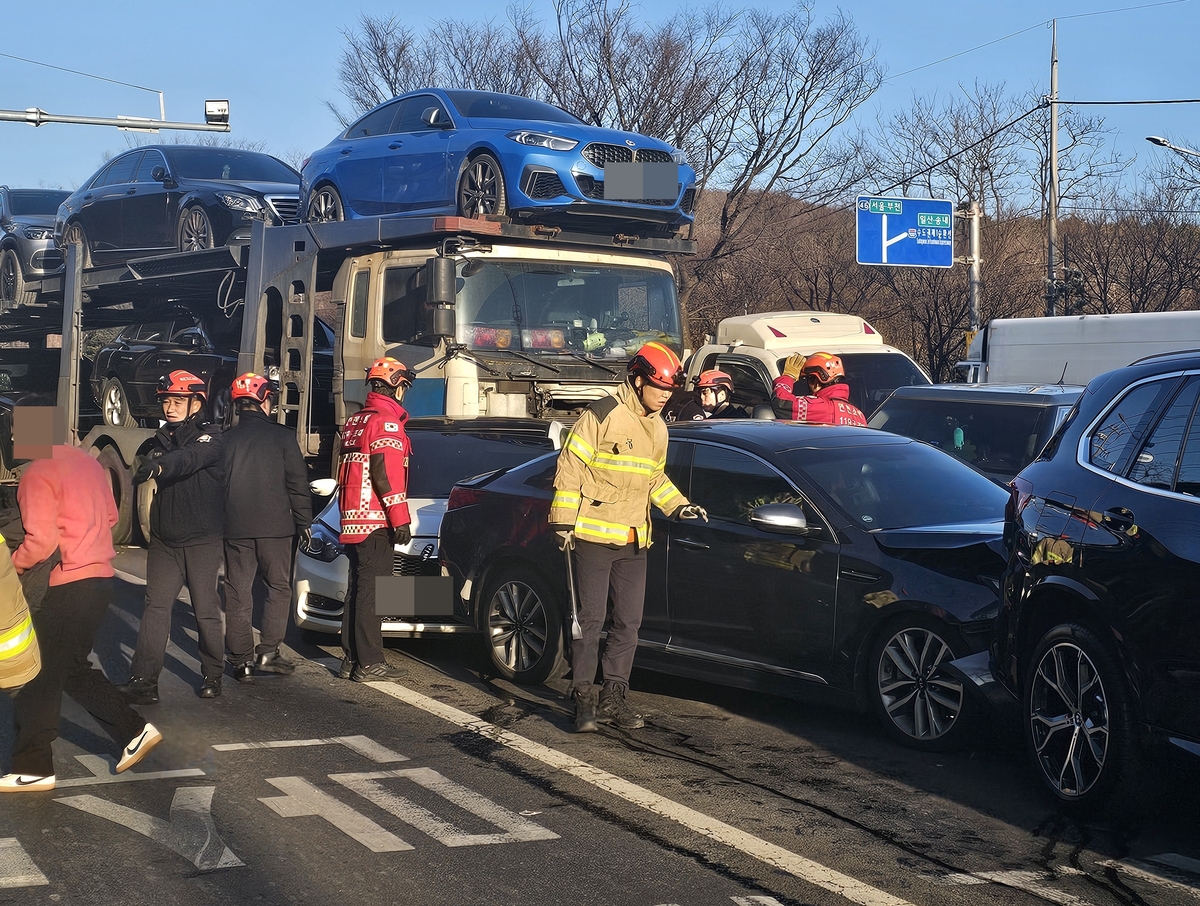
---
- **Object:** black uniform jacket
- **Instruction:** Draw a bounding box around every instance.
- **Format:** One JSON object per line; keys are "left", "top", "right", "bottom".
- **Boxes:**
{"left": 146, "top": 415, "right": 226, "bottom": 547}
{"left": 223, "top": 408, "right": 312, "bottom": 540}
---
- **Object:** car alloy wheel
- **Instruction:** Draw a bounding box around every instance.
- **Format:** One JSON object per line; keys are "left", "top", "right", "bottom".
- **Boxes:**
{"left": 457, "top": 154, "right": 507, "bottom": 218}
{"left": 873, "top": 620, "right": 966, "bottom": 747}
{"left": 102, "top": 377, "right": 135, "bottom": 428}
{"left": 62, "top": 221, "right": 92, "bottom": 268}
{"left": 482, "top": 566, "right": 563, "bottom": 685}
{"left": 1, "top": 248, "right": 31, "bottom": 305}
{"left": 307, "top": 185, "right": 344, "bottom": 223}
{"left": 179, "top": 207, "right": 214, "bottom": 252}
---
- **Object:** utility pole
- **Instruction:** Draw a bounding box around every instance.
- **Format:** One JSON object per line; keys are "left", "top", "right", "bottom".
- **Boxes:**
{"left": 1046, "top": 19, "right": 1060, "bottom": 317}
{"left": 967, "top": 199, "right": 982, "bottom": 332}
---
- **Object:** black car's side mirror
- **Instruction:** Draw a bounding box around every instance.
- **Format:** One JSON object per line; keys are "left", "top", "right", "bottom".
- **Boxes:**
{"left": 749, "top": 503, "right": 809, "bottom": 535}
{"left": 178, "top": 331, "right": 204, "bottom": 349}
{"left": 151, "top": 166, "right": 176, "bottom": 188}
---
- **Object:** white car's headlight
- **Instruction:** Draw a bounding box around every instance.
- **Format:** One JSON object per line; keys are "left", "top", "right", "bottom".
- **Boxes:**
{"left": 507, "top": 130, "right": 579, "bottom": 152}
{"left": 217, "top": 192, "right": 262, "bottom": 212}
{"left": 299, "top": 522, "right": 343, "bottom": 562}
{"left": 22, "top": 227, "right": 53, "bottom": 240}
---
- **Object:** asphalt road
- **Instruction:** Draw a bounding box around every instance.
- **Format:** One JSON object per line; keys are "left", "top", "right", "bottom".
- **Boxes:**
{"left": 1, "top": 561, "right": 1198, "bottom": 906}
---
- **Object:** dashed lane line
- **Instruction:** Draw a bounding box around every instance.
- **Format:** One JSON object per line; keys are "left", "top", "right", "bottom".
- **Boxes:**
{"left": 367, "top": 681, "right": 917, "bottom": 906}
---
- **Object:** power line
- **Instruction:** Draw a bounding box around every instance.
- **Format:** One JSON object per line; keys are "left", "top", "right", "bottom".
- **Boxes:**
{"left": 0, "top": 51, "right": 160, "bottom": 94}
{"left": 1062, "top": 98, "right": 1200, "bottom": 105}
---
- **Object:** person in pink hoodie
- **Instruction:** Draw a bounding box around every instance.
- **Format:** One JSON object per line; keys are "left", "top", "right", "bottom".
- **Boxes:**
{"left": 2, "top": 442, "right": 161, "bottom": 793}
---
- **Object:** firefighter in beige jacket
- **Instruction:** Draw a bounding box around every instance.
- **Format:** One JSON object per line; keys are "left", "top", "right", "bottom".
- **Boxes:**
{"left": 549, "top": 342, "right": 706, "bottom": 732}
{"left": 0, "top": 534, "right": 39, "bottom": 694}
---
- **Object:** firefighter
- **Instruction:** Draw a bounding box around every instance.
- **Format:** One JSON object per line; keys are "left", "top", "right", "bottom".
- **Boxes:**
{"left": 222, "top": 373, "right": 311, "bottom": 683}
{"left": 336, "top": 357, "right": 413, "bottom": 682}
{"left": 771, "top": 352, "right": 868, "bottom": 426}
{"left": 696, "top": 369, "right": 749, "bottom": 419}
{"left": 122, "top": 370, "right": 227, "bottom": 701}
{"left": 550, "top": 341, "right": 707, "bottom": 733}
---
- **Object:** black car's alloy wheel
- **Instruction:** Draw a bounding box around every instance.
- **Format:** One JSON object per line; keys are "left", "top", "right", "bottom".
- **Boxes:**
{"left": 178, "top": 207, "right": 214, "bottom": 252}
{"left": 457, "top": 154, "right": 507, "bottom": 218}
{"left": 307, "top": 185, "right": 344, "bottom": 223}
{"left": 101, "top": 377, "right": 136, "bottom": 428}
{"left": 62, "top": 221, "right": 92, "bottom": 268}
{"left": 871, "top": 617, "right": 967, "bottom": 749}
{"left": 1024, "top": 622, "right": 1137, "bottom": 808}
{"left": 482, "top": 566, "right": 563, "bottom": 685}
{"left": 1, "top": 248, "right": 34, "bottom": 305}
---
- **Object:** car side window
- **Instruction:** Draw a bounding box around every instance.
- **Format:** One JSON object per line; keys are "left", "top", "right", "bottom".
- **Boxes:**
{"left": 1088, "top": 379, "right": 1176, "bottom": 473}
{"left": 169, "top": 317, "right": 204, "bottom": 344}
{"left": 690, "top": 444, "right": 815, "bottom": 528}
{"left": 716, "top": 358, "right": 770, "bottom": 409}
{"left": 665, "top": 441, "right": 692, "bottom": 498}
{"left": 345, "top": 100, "right": 405, "bottom": 139}
{"left": 134, "top": 150, "right": 167, "bottom": 183}
{"left": 100, "top": 153, "right": 142, "bottom": 186}
{"left": 1128, "top": 378, "right": 1200, "bottom": 490}
{"left": 137, "top": 321, "right": 173, "bottom": 343}
{"left": 1174, "top": 401, "right": 1200, "bottom": 498}
{"left": 394, "top": 96, "right": 442, "bottom": 132}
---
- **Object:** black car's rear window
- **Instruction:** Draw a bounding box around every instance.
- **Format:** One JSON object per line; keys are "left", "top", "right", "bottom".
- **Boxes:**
{"left": 406, "top": 431, "right": 553, "bottom": 498}
{"left": 444, "top": 91, "right": 581, "bottom": 124}
{"left": 782, "top": 440, "right": 1008, "bottom": 530}
{"left": 9, "top": 190, "right": 70, "bottom": 215}
{"left": 166, "top": 149, "right": 299, "bottom": 184}
{"left": 870, "top": 397, "right": 1051, "bottom": 478}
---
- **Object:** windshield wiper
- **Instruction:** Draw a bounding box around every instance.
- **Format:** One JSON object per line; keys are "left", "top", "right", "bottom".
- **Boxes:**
{"left": 554, "top": 350, "right": 619, "bottom": 375}
{"left": 495, "top": 348, "right": 561, "bottom": 373}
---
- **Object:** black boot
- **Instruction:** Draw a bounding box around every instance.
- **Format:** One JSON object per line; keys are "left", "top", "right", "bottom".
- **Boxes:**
{"left": 598, "top": 682, "right": 644, "bottom": 729}
{"left": 573, "top": 685, "right": 598, "bottom": 733}
{"left": 118, "top": 677, "right": 159, "bottom": 705}
{"left": 255, "top": 648, "right": 296, "bottom": 675}
{"left": 198, "top": 676, "right": 222, "bottom": 699}
{"left": 232, "top": 663, "right": 255, "bottom": 684}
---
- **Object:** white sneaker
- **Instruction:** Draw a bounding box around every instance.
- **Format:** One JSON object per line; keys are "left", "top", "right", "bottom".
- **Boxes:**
{"left": 116, "top": 723, "right": 163, "bottom": 774}
{"left": 0, "top": 773, "right": 56, "bottom": 792}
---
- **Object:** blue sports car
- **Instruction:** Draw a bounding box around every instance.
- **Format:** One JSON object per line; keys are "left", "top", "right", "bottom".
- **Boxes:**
{"left": 300, "top": 89, "right": 697, "bottom": 233}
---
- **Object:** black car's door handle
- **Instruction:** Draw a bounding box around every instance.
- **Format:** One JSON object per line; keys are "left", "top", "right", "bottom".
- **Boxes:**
{"left": 674, "top": 537, "right": 710, "bottom": 550}
{"left": 1103, "top": 507, "right": 1135, "bottom": 531}
{"left": 388, "top": 141, "right": 403, "bottom": 149}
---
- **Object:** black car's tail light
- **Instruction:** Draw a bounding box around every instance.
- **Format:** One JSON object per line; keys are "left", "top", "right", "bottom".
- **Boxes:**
{"left": 446, "top": 486, "right": 486, "bottom": 511}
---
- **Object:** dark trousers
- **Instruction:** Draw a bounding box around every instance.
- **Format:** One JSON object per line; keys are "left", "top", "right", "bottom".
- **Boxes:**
{"left": 11, "top": 578, "right": 146, "bottom": 777}
{"left": 570, "top": 540, "right": 648, "bottom": 693}
{"left": 224, "top": 536, "right": 294, "bottom": 663}
{"left": 343, "top": 529, "right": 390, "bottom": 668}
{"left": 131, "top": 539, "right": 225, "bottom": 682}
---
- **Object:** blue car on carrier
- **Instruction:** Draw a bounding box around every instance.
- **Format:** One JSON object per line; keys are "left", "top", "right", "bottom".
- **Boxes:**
{"left": 300, "top": 89, "right": 696, "bottom": 234}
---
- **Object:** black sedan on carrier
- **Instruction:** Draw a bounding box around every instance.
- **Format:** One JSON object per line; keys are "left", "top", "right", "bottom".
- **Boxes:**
{"left": 440, "top": 421, "right": 1010, "bottom": 750}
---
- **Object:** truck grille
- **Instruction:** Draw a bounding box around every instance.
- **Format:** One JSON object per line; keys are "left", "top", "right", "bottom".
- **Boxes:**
{"left": 265, "top": 195, "right": 301, "bottom": 224}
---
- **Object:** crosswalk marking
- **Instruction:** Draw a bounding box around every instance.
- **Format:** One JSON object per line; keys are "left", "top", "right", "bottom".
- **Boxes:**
{"left": 1098, "top": 856, "right": 1200, "bottom": 900}
{"left": 54, "top": 753, "right": 206, "bottom": 788}
{"left": 0, "top": 838, "right": 48, "bottom": 889}
{"left": 260, "top": 776, "right": 414, "bottom": 852}
{"left": 213, "top": 735, "right": 407, "bottom": 763}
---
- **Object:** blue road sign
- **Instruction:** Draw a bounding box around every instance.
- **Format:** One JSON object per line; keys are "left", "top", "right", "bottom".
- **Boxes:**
{"left": 855, "top": 195, "right": 955, "bottom": 268}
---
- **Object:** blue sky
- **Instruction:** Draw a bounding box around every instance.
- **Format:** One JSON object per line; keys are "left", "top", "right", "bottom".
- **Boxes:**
{"left": 2, "top": 0, "right": 1197, "bottom": 193}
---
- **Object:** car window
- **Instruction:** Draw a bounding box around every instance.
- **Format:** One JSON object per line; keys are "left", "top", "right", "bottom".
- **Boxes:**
{"left": 665, "top": 440, "right": 692, "bottom": 497}
{"left": 346, "top": 100, "right": 406, "bottom": 139}
{"left": 98, "top": 152, "right": 142, "bottom": 187}
{"left": 134, "top": 150, "right": 168, "bottom": 183}
{"left": 1174, "top": 402, "right": 1200, "bottom": 497}
{"left": 444, "top": 91, "right": 582, "bottom": 124}
{"left": 690, "top": 444, "right": 817, "bottom": 528}
{"left": 1089, "top": 379, "right": 1177, "bottom": 474}
{"left": 716, "top": 358, "right": 771, "bottom": 409}
{"left": 136, "top": 321, "right": 173, "bottom": 342}
{"left": 167, "top": 148, "right": 298, "bottom": 183}
{"left": 1128, "top": 378, "right": 1200, "bottom": 490}
{"left": 8, "top": 190, "right": 69, "bottom": 215}
{"left": 168, "top": 316, "right": 202, "bottom": 343}
{"left": 408, "top": 431, "right": 553, "bottom": 497}
{"left": 394, "top": 96, "right": 442, "bottom": 132}
{"left": 783, "top": 352, "right": 930, "bottom": 418}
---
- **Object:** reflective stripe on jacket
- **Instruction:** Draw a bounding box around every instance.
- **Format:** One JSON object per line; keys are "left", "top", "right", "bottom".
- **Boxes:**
{"left": 549, "top": 382, "right": 688, "bottom": 548}
{"left": 0, "top": 534, "right": 40, "bottom": 689}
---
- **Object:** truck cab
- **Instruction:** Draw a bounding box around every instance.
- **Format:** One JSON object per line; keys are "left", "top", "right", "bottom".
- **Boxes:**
{"left": 684, "top": 311, "right": 930, "bottom": 418}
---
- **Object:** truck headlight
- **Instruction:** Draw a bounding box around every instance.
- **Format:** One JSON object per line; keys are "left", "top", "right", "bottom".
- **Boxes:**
{"left": 507, "top": 130, "right": 579, "bottom": 152}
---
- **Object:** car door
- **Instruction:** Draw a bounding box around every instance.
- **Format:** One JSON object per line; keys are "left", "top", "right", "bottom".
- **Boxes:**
{"left": 666, "top": 442, "right": 839, "bottom": 681}
{"left": 1084, "top": 374, "right": 1200, "bottom": 742}
{"left": 79, "top": 152, "right": 142, "bottom": 255}
{"left": 640, "top": 440, "right": 690, "bottom": 647}
{"left": 124, "top": 149, "right": 173, "bottom": 252}
{"left": 126, "top": 318, "right": 177, "bottom": 411}
{"left": 336, "top": 99, "right": 407, "bottom": 216}
{"left": 385, "top": 94, "right": 453, "bottom": 213}
{"left": 715, "top": 355, "right": 774, "bottom": 416}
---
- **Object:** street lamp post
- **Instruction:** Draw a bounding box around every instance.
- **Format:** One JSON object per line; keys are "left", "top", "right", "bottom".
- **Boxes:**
{"left": 1146, "top": 135, "right": 1200, "bottom": 162}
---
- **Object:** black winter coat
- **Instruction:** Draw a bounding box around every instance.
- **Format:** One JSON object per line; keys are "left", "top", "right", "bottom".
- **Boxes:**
{"left": 144, "top": 415, "right": 225, "bottom": 547}
{"left": 223, "top": 408, "right": 311, "bottom": 539}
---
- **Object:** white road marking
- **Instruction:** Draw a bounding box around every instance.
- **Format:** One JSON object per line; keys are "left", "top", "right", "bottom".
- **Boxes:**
{"left": 367, "top": 682, "right": 915, "bottom": 906}
{"left": 54, "top": 754, "right": 206, "bottom": 788}
{"left": 332, "top": 767, "right": 560, "bottom": 847}
{"left": 213, "top": 735, "right": 407, "bottom": 763}
{"left": 0, "top": 838, "right": 48, "bottom": 888}
{"left": 57, "top": 786, "right": 244, "bottom": 872}
{"left": 732, "top": 898, "right": 787, "bottom": 905}
{"left": 1098, "top": 856, "right": 1200, "bottom": 900}
{"left": 260, "top": 776, "right": 413, "bottom": 852}
{"left": 943, "top": 870, "right": 1098, "bottom": 905}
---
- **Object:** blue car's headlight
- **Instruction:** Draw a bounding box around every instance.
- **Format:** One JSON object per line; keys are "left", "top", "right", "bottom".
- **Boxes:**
{"left": 507, "top": 130, "right": 579, "bottom": 152}
{"left": 299, "top": 522, "right": 343, "bottom": 562}
{"left": 216, "top": 192, "right": 262, "bottom": 212}
{"left": 670, "top": 149, "right": 689, "bottom": 167}
{"left": 22, "top": 227, "right": 53, "bottom": 240}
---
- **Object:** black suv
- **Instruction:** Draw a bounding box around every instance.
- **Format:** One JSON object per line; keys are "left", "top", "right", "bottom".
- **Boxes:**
{"left": 1, "top": 187, "right": 70, "bottom": 305}
{"left": 992, "top": 350, "right": 1200, "bottom": 809}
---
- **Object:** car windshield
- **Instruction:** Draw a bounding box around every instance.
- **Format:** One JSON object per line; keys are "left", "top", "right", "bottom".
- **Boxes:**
{"left": 779, "top": 352, "right": 929, "bottom": 417}
{"left": 166, "top": 149, "right": 299, "bottom": 183}
{"left": 9, "top": 190, "right": 69, "bottom": 215}
{"left": 454, "top": 259, "right": 682, "bottom": 359}
{"left": 444, "top": 91, "right": 582, "bottom": 124}
{"left": 407, "top": 431, "right": 553, "bottom": 497}
{"left": 781, "top": 440, "right": 1009, "bottom": 530}
{"left": 870, "top": 398, "right": 1052, "bottom": 478}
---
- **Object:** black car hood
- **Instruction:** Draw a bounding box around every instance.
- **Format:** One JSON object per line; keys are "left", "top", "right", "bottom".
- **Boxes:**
{"left": 5, "top": 213, "right": 56, "bottom": 229}
{"left": 183, "top": 180, "right": 299, "bottom": 196}
{"left": 873, "top": 521, "right": 1004, "bottom": 552}
{"left": 874, "top": 521, "right": 1007, "bottom": 584}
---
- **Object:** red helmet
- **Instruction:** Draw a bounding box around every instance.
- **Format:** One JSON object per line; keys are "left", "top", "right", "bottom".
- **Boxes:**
{"left": 231, "top": 372, "right": 277, "bottom": 402}
{"left": 802, "top": 352, "right": 846, "bottom": 386}
{"left": 696, "top": 369, "right": 734, "bottom": 392}
{"left": 157, "top": 369, "right": 207, "bottom": 400}
{"left": 628, "top": 341, "right": 684, "bottom": 390}
{"left": 365, "top": 357, "right": 416, "bottom": 388}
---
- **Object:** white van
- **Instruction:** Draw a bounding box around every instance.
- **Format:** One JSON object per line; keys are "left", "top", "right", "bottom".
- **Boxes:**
{"left": 684, "top": 311, "right": 930, "bottom": 417}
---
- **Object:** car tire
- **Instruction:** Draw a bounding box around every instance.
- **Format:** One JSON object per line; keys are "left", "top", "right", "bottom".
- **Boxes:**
{"left": 307, "top": 184, "right": 345, "bottom": 223}
{"left": 62, "top": 221, "right": 92, "bottom": 269}
{"left": 479, "top": 563, "right": 565, "bottom": 685}
{"left": 1, "top": 248, "right": 35, "bottom": 306}
{"left": 1023, "top": 621, "right": 1140, "bottom": 812}
{"left": 101, "top": 377, "right": 136, "bottom": 428}
{"left": 95, "top": 446, "right": 134, "bottom": 545}
{"left": 868, "top": 614, "right": 971, "bottom": 751}
{"left": 178, "top": 206, "right": 215, "bottom": 252}
{"left": 457, "top": 153, "right": 507, "bottom": 218}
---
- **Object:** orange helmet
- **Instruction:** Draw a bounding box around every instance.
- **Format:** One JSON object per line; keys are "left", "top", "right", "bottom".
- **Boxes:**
{"left": 230, "top": 372, "right": 277, "bottom": 402}
{"left": 157, "top": 369, "right": 207, "bottom": 400}
{"left": 801, "top": 353, "right": 845, "bottom": 386}
{"left": 696, "top": 369, "right": 734, "bottom": 392}
{"left": 365, "top": 357, "right": 416, "bottom": 387}
{"left": 628, "top": 341, "right": 684, "bottom": 390}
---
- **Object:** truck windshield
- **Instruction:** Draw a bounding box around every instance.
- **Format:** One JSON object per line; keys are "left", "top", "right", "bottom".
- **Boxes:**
{"left": 455, "top": 260, "right": 682, "bottom": 359}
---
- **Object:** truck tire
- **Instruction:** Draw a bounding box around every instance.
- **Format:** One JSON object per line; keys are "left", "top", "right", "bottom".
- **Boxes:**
{"left": 95, "top": 446, "right": 134, "bottom": 545}
{"left": 1, "top": 248, "right": 35, "bottom": 306}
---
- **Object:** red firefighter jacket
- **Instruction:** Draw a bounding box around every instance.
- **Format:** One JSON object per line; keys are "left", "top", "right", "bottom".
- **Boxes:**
{"left": 770, "top": 378, "right": 868, "bottom": 426}
{"left": 337, "top": 392, "right": 411, "bottom": 543}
